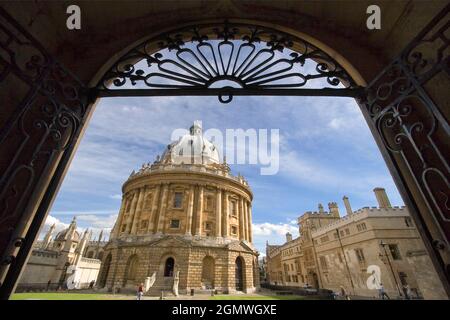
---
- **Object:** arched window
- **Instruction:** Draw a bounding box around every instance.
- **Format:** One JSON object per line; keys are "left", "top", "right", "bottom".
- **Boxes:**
{"left": 86, "top": 251, "right": 93, "bottom": 258}
{"left": 126, "top": 255, "right": 139, "bottom": 281}
{"left": 235, "top": 256, "right": 245, "bottom": 291}
{"left": 201, "top": 256, "right": 215, "bottom": 288}
{"left": 164, "top": 257, "right": 175, "bottom": 277}
{"left": 99, "top": 254, "right": 112, "bottom": 288}
{"left": 97, "top": 251, "right": 104, "bottom": 261}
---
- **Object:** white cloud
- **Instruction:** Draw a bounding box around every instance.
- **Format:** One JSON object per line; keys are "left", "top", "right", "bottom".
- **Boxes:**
{"left": 109, "top": 194, "right": 122, "bottom": 200}
{"left": 253, "top": 222, "right": 298, "bottom": 237}
{"left": 252, "top": 221, "right": 299, "bottom": 254}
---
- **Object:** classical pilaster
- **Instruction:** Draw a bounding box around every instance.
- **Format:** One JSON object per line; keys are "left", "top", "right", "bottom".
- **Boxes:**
{"left": 126, "top": 191, "right": 139, "bottom": 233}
{"left": 147, "top": 184, "right": 161, "bottom": 233}
{"left": 195, "top": 185, "right": 204, "bottom": 235}
{"left": 239, "top": 197, "right": 245, "bottom": 241}
{"left": 215, "top": 187, "right": 222, "bottom": 237}
{"left": 185, "top": 185, "right": 195, "bottom": 235}
{"left": 222, "top": 191, "right": 229, "bottom": 237}
{"left": 115, "top": 195, "right": 128, "bottom": 236}
{"left": 131, "top": 187, "right": 145, "bottom": 234}
{"left": 243, "top": 198, "right": 248, "bottom": 241}
{"left": 248, "top": 201, "right": 253, "bottom": 243}
{"left": 155, "top": 184, "right": 169, "bottom": 233}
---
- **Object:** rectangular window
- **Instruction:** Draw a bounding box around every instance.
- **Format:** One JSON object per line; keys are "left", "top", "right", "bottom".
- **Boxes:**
{"left": 173, "top": 192, "right": 183, "bottom": 208}
{"left": 338, "top": 252, "right": 343, "bottom": 263}
{"left": 205, "top": 196, "right": 213, "bottom": 211}
{"left": 319, "top": 256, "right": 328, "bottom": 270}
{"left": 345, "top": 228, "right": 350, "bottom": 235}
{"left": 231, "top": 226, "right": 238, "bottom": 235}
{"left": 405, "top": 217, "right": 412, "bottom": 227}
{"left": 140, "top": 220, "right": 148, "bottom": 229}
{"left": 204, "top": 222, "right": 212, "bottom": 231}
{"left": 170, "top": 219, "right": 180, "bottom": 229}
{"left": 230, "top": 201, "right": 237, "bottom": 216}
{"left": 144, "top": 193, "right": 153, "bottom": 209}
{"left": 355, "top": 248, "right": 365, "bottom": 263}
{"left": 121, "top": 224, "right": 127, "bottom": 232}
{"left": 388, "top": 244, "right": 402, "bottom": 260}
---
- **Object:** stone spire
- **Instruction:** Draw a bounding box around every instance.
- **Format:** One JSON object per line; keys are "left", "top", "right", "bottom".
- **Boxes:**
{"left": 190, "top": 120, "right": 202, "bottom": 135}
{"left": 328, "top": 202, "right": 340, "bottom": 217}
{"left": 41, "top": 223, "right": 56, "bottom": 250}
{"left": 75, "top": 229, "right": 90, "bottom": 264}
{"left": 98, "top": 229, "right": 104, "bottom": 243}
{"left": 318, "top": 203, "right": 325, "bottom": 213}
{"left": 65, "top": 216, "right": 77, "bottom": 241}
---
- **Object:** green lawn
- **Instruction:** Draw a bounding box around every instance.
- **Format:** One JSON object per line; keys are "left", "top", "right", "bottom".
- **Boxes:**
{"left": 10, "top": 292, "right": 126, "bottom": 300}
{"left": 210, "top": 295, "right": 309, "bottom": 300}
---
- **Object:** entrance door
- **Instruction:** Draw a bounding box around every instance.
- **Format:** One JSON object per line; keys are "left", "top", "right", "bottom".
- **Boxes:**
{"left": 235, "top": 257, "right": 244, "bottom": 291}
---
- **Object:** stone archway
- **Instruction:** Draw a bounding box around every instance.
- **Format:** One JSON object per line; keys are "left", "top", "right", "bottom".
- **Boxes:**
{"left": 164, "top": 257, "right": 175, "bottom": 277}
{"left": 235, "top": 256, "right": 245, "bottom": 291}
{"left": 98, "top": 253, "right": 112, "bottom": 288}
{"left": 124, "top": 254, "right": 139, "bottom": 286}
{"left": 0, "top": 4, "right": 448, "bottom": 299}
{"left": 201, "top": 256, "right": 215, "bottom": 289}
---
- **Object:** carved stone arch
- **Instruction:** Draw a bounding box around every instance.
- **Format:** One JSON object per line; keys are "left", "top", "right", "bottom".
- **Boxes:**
{"left": 159, "top": 252, "right": 177, "bottom": 277}
{"left": 98, "top": 253, "right": 112, "bottom": 288}
{"left": 201, "top": 255, "right": 215, "bottom": 289}
{"left": 124, "top": 254, "right": 139, "bottom": 286}
{"left": 94, "top": 20, "right": 361, "bottom": 104}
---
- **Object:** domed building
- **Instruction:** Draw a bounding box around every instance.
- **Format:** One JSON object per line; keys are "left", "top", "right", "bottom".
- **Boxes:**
{"left": 98, "top": 121, "right": 259, "bottom": 294}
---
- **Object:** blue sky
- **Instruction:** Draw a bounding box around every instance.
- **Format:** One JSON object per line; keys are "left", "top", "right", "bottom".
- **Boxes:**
{"left": 39, "top": 40, "right": 403, "bottom": 255}
{"left": 41, "top": 93, "right": 404, "bottom": 255}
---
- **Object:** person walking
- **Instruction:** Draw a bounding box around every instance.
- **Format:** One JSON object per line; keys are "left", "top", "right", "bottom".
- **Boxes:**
{"left": 137, "top": 283, "right": 144, "bottom": 300}
{"left": 340, "top": 286, "right": 350, "bottom": 300}
{"left": 403, "top": 284, "right": 412, "bottom": 300}
{"left": 378, "top": 283, "right": 389, "bottom": 300}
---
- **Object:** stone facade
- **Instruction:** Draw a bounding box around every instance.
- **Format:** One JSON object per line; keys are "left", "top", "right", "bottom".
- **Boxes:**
{"left": 17, "top": 218, "right": 104, "bottom": 291}
{"left": 266, "top": 188, "right": 447, "bottom": 299}
{"left": 99, "top": 122, "right": 259, "bottom": 294}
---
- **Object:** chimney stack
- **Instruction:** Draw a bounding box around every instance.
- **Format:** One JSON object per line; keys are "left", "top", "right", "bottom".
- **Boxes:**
{"left": 373, "top": 187, "right": 392, "bottom": 208}
{"left": 286, "top": 232, "right": 293, "bottom": 242}
{"left": 328, "top": 202, "right": 340, "bottom": 217}
{"left": 343, "top": 196, "right": 353, "bottom": 215}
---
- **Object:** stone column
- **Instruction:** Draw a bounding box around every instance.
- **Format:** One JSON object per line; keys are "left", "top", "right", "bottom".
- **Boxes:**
{"left": 131, "top": 187, "right": 145, "bottom": 234}
{"left": 215, "top": 187, "right": 222, "bottom": 237}
{"left": 239, "top": 197, "right": 245, "bottom": 241}
{"left": 185, "top": 185, "right": 195, "bottom": 236}
{"left": 195, "top": 185, "right": 204, "bottom": 236}
{"left": 155, "top": 184, "right": 169, "bottom": 234}
{"left": 126, "top": 191, "right": 139, "bottom": 233}
{"left": 114, "top": 195, "right": 128, "bottom": 237}
{"left": 147, "top": 184, "right": 161, "bottom": 233}
{"left": 248, "top": 201, "right": 253, "bottom": 243}
{"left": 222, "top": 191, "right": 229, "bottom": 237}
{"left": 243, "top": 199, "right": 249, "bottom": 241}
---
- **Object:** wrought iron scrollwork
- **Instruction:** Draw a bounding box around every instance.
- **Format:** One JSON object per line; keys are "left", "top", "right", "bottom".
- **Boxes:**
{"left": 359, "top": 7, "right": 450, "bottom": 244}
{"left": 96, "top": 21, "right": 359, "bottom": 103}
{"left": 0, "top": 7, "right": 89, "bottom": 293}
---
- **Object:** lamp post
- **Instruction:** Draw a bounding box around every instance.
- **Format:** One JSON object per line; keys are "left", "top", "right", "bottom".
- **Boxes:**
{"left": 379, "top": 240, "right": 403, "bottom": 298}
{"left": 336, "top": 228, "right": 355, "bottom": 295}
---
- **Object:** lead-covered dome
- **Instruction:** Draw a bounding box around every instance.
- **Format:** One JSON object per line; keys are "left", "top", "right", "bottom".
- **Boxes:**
{"left": 160, "top": 121, "right": 220, "bottom": 165}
